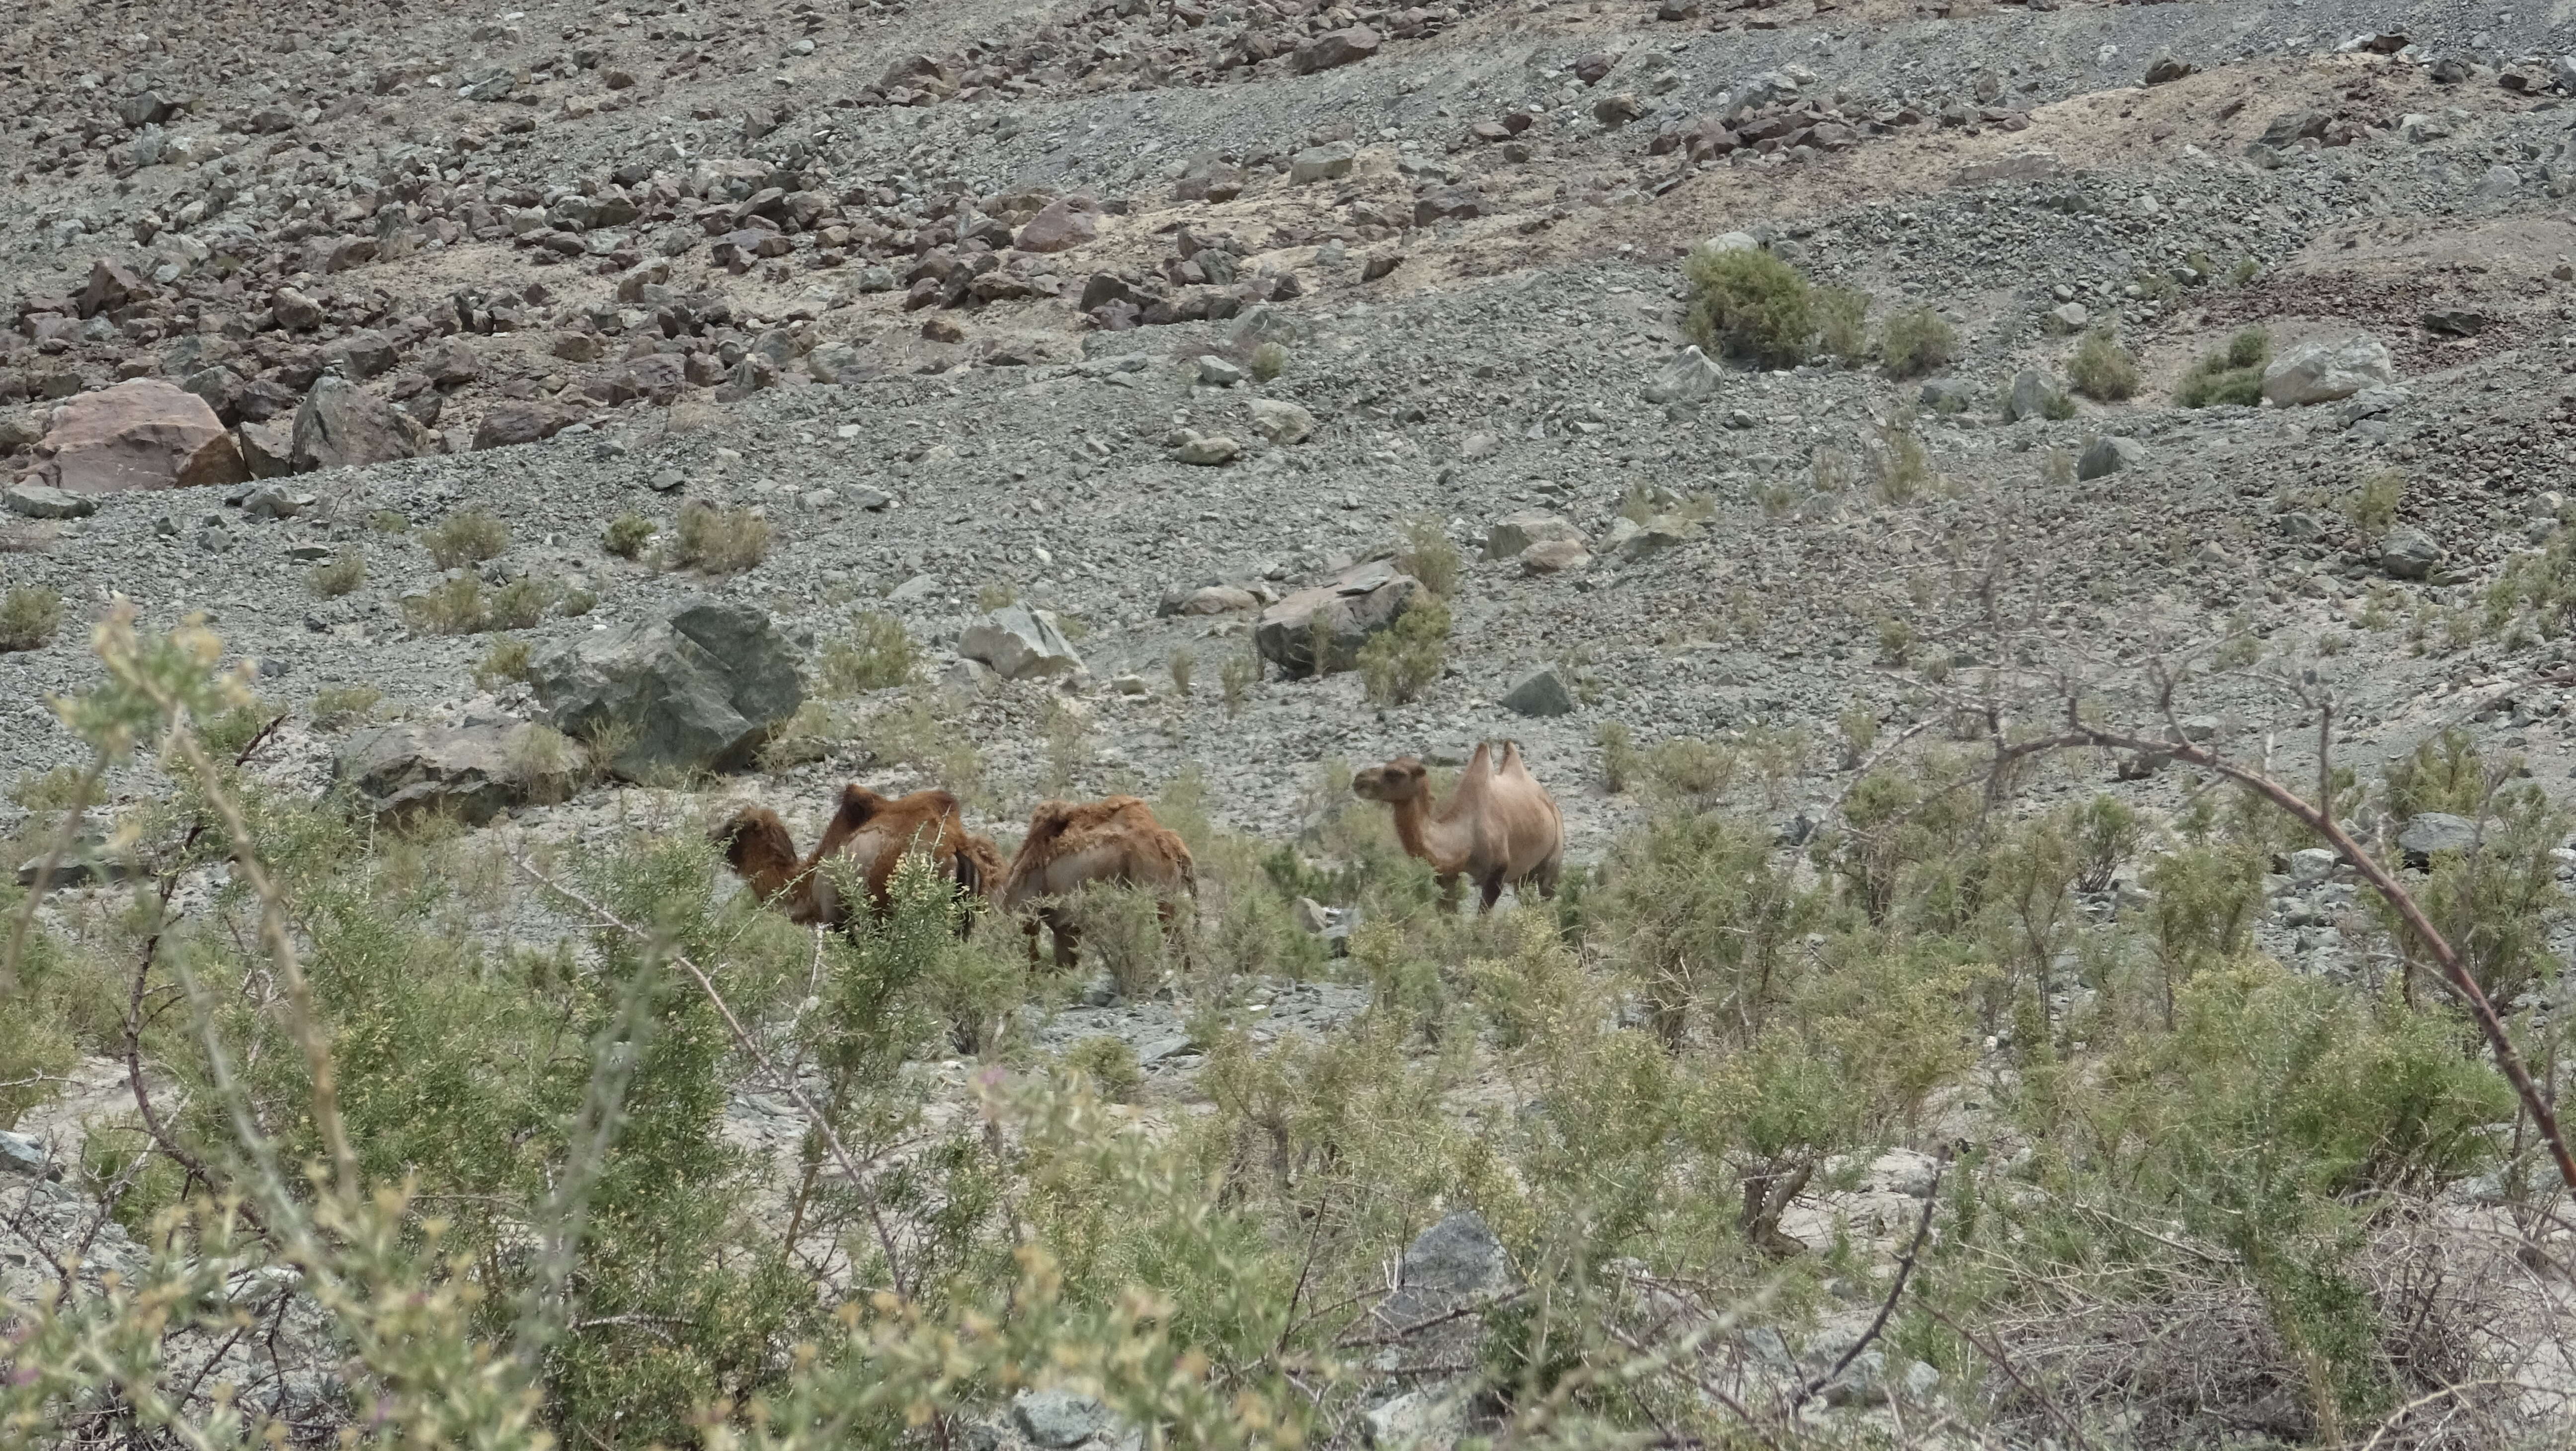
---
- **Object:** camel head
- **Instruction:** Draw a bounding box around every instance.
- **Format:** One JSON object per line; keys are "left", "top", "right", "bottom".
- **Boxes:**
{"left": 1352, "top": 758, "right": 1433, "bottom": 805}
{"left": 709, "top": 806, "right": 798, "bottom": 878}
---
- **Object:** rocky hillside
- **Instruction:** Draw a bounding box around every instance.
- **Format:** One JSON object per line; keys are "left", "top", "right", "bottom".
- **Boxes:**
{"left": 11, "top": 0, "right": 2576, "bottom": 1444}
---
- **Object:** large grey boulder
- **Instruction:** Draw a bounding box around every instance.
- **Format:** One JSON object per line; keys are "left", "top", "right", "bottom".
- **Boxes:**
{"left": 1255, "top": 560, "right": 1421, "bottom": 676}
{"left": 290, "top": 372, "right": 421, "bottom": 471}
{"left": 1641, "top": 345, "right": 1723, "bottom": 405}
{"left": 1373, "top": 1210, "right": 1520, "bottom": 1371}
{"left": 961, "top": 605, "right": 1085, "bottom": 680}
{"left": 334, "top": 721, "right": 579, "bottom": 825}
{"left": 2398, "top": 811, "right": 2479, "bottom": 864}
{"left": 2002, "top": 369, "right": 2060, "bottom": 423}
{"left": 2380, "top": 526, "right": 2443, "bottom": 580}
{"left": 529, "top": 600, "right": 804, "bottom": 780}
{"left": 2261, "top": 337, "right": 2395, "bottom": 406}
{"left": 2076, "top": 436, "right": 2145, "bottom": 480}
{"left": 1484, "top": 511, "right": 1585, "bottom": 561}
{"left": 5, "top": 483, "right": 95, "bottom": 519}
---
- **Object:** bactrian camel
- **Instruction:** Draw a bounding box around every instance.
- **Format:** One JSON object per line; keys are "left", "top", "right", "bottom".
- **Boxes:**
{"left": 711, "top": 785, "right": 1002, "bottom": 932}
{"left": 998, "top": 795, "right": 1196, "bottom": 969}
{"left": 1351, "top": 741, "right": 1564, "bottom": 911}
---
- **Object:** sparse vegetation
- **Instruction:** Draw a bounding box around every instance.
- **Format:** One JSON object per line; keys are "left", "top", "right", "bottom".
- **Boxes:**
{"left": 471, "top": 636, "right": 533, "bottom": 692}
{"left": 1219, "top": 648, "right": 1256, "bottom": 717}
{"left": 401, "top": 574, "right": 490, "bottom": 636}
{"left": 1, "top": 584, "right": 64, "bottom": 651}
{"left": 309, "top": 684, "right": 382, "bottom": 728}
{"left": 419, "top": 508, "right": 510, "bottom": 568}
{"left": 1249, "top": 341, "right": 1288, "bottom": 381}
{"left": 2069, "top": 326, "right": 2141, "bottom": 401}
{"left": 1168, "top": 646, "right": 1195, "bottom": 697}
{"left": 1597, "top": 720, "right": 1635, "bottom": 793}
{"left": 602, "top": 512, "right": 656, "bottom": 559}
{"left": 975, "top": 581, "right": 1017, "bottom": 611}
{"left": 667, "top": 500, "right": 770, "bottom": 574}
{"left": 1395, "top": 518, "right": 1461, "bottom": 598}
{"left": 1064, "top": 1035, "right": 1144, "bottom": 1102}
{"left": 306, "top": 550, "right": 366, "bottom": 597}
{"left": 488, "top": 576, "right": 557, "bottom": 630}
{"left": 1815, "top": 285, "right": 1869, "bottom": 365}
{"left": 818, "top": 610, "right": 918, "bottom": 694}
{"left": 2175, "top": 327, "right": 2271, "bottom": 408}
{"left": 1357, "top": 597, "right": 1451, "bottom": 705}
{"left": 1878, "top": 306, "right": 1956, "bottom": 379}
{"left": 2344, "top": 468, "right": 2405, "bottom": 536}
{"left": 1683, "top": 243, "right": 1815, "bottom": 368}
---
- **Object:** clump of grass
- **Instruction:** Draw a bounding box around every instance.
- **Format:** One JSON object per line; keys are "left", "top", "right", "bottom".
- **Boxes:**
{"left": 1395, "top": 518, "right": 1461, "bottom": 598}
{"left": 2344, "top": 469, "right": 2405, "bottom": 537}
{"left": 9, "top": 764, "right": 91, "bottom": 811}
{"left": 471, "top": 637, "right": 534, "bottom": 692}
{"left": 1, "top": 584, "right": 64, "bottom": 651}
{"left": 1220, "top": 649, "right": 1255, "bottom": 717}
{"left": 1683, "top": 243, "right": 1814, "bottom": 368}
{"left": 420, "top": 509, "right": 510, "bottom": 568}
{"left": 1815, "top": 286, "right": 1870, "bottom": 366}
{"left": 489, "top": 577, "right": 557, "bottom": 630}
{"left": 818, "top": 610, "right": 917, "bottom": 695}
{"left": 402, "top": 575, "right": 489, "bottom": 636}
{"left": 2069, "top": 327, "right": 2140, "bottom": 401}
{"left": 667, "top": 500, "right": 770, "bottom": 574}
{"left": 560, "top": 587, "right": 598, "bottom": 618}
{"left": 1064, "top": 1036, "right": 1143, "bottom": 1102}
{"left": 1871, "top": 412, "right": 1934, "bottom": 506}
{"left": 1358, "top": 597, "right": 1451, "bottom": 705}
{"left": 1598, "top": 720, "right": 1636, "bottom": 793}
{"left": 310, "top": 684, "right": 382, "bottom": 728}
{"left": 2175, "top": 327, "right": 2270, "bottom": 408}
{"left": 1879, "top": 307, "right": 1956, "bottom": 379}
{"left": 975, "top": 582, "right": 1017, "bottom": 612}
{"left": 602, "top": 512, "right": 655, "bottom": 560}
{"left": 1249, "top": 341, "right": 1288, "bottom": 381}
{"left": 1168, "top": 647, "right": 1195, "bottom": 697}
{"left": 1876, "top": 617, "right": 1913, "bottom": 666}
{"left": 757, "top": 699, "right": 848, "bottom": 773}
{"left": 307, "top": 550, "right": 367, "bottom": 597}
{"left": 366, "top": 508, "right": 408, "bottom": 532}
{"left": 2042, "top": 446, "right": 2077, "bottom": 487}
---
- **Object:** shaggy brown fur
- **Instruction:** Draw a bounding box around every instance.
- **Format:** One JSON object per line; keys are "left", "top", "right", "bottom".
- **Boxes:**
{"left": 998, "top": 795, "right": 1196, "bottom": 969}
{"left": 1352, "top": 740, "right": 1563, "bottom": 912}
{"left": 711, "top": 785, "right": 1000, "bottom": 931}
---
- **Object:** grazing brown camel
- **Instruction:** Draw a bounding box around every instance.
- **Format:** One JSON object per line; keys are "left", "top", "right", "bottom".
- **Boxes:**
{"left": 1352, "top": 741, "right": 1564, "bottom": 912}
{"left": 711, "top": 785, "right": 1002, "bottom": 932}
{"left": 998, "top": 796, "right": 1196, "bottom": 969}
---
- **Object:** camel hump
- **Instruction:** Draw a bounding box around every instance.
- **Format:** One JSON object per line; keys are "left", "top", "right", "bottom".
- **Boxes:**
{"left": 836, "top": 784, "right": 888, "bottom": 826}
{"left": 1020, "top": 799, "right": 1083, "bottom": 856}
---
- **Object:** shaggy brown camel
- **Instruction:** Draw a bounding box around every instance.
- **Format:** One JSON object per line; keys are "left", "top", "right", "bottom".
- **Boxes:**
{"left": 1352, "top": 741, "right": 1564, "bottom": 911}
{"left": 711, "top": 785, "right": 1002, "bottom": 931}
{"left": 998, "top": 796, "right": 1196, "bottom": 969}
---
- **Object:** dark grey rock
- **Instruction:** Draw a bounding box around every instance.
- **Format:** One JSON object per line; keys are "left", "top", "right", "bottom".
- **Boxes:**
{"left": 291, "top": 373, "right": 420, "bottom": 471}
{"left": 2380, "top": 526, "right": 2442, "bottom": 580}
{"left": 1382, "top": 1210, "right": 1517, "bottom": 1327}
{"left": 5, "top": 483, "right": 95, "bottom": 519}
{"left": 2398, "top": 811, "right": 2479, "bottom": 862}
{"left": 1500, "top": 667, "right": 1575, "bottom": 717}
{"left": 961, "top": 605, "right": 1084, "bottom": 679}
{"left": 529, "top": 600, "right": 804, "bottom": 780}
{"left": 2002, "top": 369, "right": 2060, "bottom": 423}
{"left": 1640, "top": 345, "right": 1722, "bottom": 405}
{"left": 2076, "top": 436, "right": 2144, "bottom": 480}
{"left": 1013, "top": 1388, "right": 1115, "bottom": 1450}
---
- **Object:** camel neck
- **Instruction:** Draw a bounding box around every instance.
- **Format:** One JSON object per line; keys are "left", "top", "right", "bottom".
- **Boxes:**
{"left": 1386, "top": 793, "right": 1463, "bottom": 875}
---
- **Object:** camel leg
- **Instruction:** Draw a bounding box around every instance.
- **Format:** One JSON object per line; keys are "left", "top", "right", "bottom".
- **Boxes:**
{"left": 1529, "top": 853, "right": 1564, "bottom": 901}
{"left": 1052, "top": 917, "right": 1082, "bottom": 972}
{"left": 1436, "top": 873, "right": 1462, "bottom": 915}
{"left": 1023, "top": 914, "right": 1044, "bottom": 969}
{"left": 1478, "top": 871, "right": 1505, "bottom": 914}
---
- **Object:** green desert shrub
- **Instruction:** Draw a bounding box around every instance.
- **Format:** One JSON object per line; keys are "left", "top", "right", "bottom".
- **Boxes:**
{"left": 306, "top": 550, "right": 367, "bottom": 597}
{"left": 602, "top": 512, "right": 655, "bottom": 559}
{"left": 1358, "top": 597, "right": 1451, "bottom": 704}
{"left": 419, "top": 508, "right": 510, "bottom": 568}
{"left": 1815, "top": 286, "right": 1870, "bottom": 365}
{"left": 0, "top": 584, "right": 64, "bottom": 652}
{"left": 1878, "top": 306, "right": 1957, "bottom": 379}
{"left": 1683, "top": 244, "right": 1814, "bottom": 368}
{"left": 2175, "top": 327, "right": 2271, "bottom": 408}
{"left": 2069, "top": 327, "right": 2140, "bottom": 401}
{"left": 818, "top": 610, "right": 918, "bottom": 694}
{"left": 668, "top": 500, "right": 770, "bottom": 574}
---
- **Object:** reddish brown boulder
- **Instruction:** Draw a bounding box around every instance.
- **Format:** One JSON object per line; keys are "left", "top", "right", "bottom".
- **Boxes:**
{"left": 472, "top": 402, "right": 569, "bottom": 450}
{"left": 1294, "top": 26, "right": 1381, "bottom": 74}
{"left": 31, "top": 380, "right": 247, "bottom": 494}
{"left": 79, "top": 259, "right": 147, "bottom": 319}
{"left": 1014, "top": 198, "right": 1100, "bottom": 253}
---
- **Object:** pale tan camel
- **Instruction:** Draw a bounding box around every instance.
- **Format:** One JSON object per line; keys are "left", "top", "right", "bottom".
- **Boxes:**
{"left": 1352, "top": 741, "right": 1564, "bottom": 911}
{"left": 711, "top": 785, "right": 1002, "bottom": 932}
{"left": 998, "top": 795, "right": 1196, "bottom": 969}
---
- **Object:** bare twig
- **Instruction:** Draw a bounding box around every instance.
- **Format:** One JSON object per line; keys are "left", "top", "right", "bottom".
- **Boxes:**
{"left": 1, "top": 754, "right": 104, "bottom": 995}
{"left": 1786, "top": 1146, "right": 1950, "bottom": 1413}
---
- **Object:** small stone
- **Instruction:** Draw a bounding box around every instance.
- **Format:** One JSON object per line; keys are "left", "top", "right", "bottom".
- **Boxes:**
{"left": 0, "top": 1129, "right": 49, "bottom": 1179}
{"left": 1014, "top": 198, "right": 1101, "bottom": 253}
{"left": 1485, "top": 511, "right": 1584, "bottom": 560}
{"left": 1499, "top": 666, "right": 1576, "bottom": 717}
{"left": 920, "top": 316, "right": 966, "bottom": 344}
{"left": 241, "top": 485, "right": 315, "bottom": 520}
{"left": 942, "top": 656, "right": 999, "bottom": 694}
{"left": 1293, "top": 25, "right": 1381, "bottom": 74}
{"left": 2003, "top": 369, "right": 2060, "bottom": 422}
{"left": 1288, "top": 143, "right": 1357, "bottom": 184}
{"left": 1459, "top": 431, "right": 1497, "bottom": 459}
{"left": 2143, "top": 51, "right": 2195, "bottom": 84}
{"left": 2075, "top": 436, "right": 2144, "bottom": 480}
{"left": 1520, "top": 538, "right": 1592, "bottom": 574}
{"left": 2290, "top": 847, "right": 2339, "bottom": 885}
{"left": 1173, "top": 432, "right": 1242, "bottom": 466}
{"left": 1919, "top": 378, "right": 1978, "bottom": 413}
{"left": 1196, "top": 355, "right": 1246, "bottom": 387}
{"left": 2044, "top": 301, "right": 2091, "bottom": 334}
{"left": 1247, "top": 398, "right": 1316, "bottom": 444}
{"left": 649, "top": 468, "right": 686, "bottom": 492}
